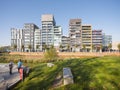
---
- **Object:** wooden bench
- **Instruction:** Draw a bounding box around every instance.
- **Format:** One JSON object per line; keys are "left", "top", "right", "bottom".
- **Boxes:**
{"left": 63, "top": 68, "right": 74, "bottom": 85}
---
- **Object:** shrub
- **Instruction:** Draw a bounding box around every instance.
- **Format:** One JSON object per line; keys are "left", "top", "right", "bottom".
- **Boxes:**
{"left": 43, "top": 46, "right": 58, "bottom": 62}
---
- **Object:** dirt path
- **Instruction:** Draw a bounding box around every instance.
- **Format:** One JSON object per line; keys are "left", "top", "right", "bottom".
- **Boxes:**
{"left": 52, "top": 74, "right": 63, "bottom": 89}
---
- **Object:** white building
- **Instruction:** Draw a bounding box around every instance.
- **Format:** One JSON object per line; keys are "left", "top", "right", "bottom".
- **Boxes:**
{"left": 23, "top": 23, "right": 39, "bottom": 52}
{"left": 41, "top": 14, "right": 62, "bottom": 51}
{"left": 11, "top": 28, "right": 23, "bottom": 52}
{"left": 54, "top": 26, "right": 62, "bottom": 51}
{"left": 34, "top": 29, "right": 41, "bottom": 52}
{"left": 112, "top": 41, "right": 120, "bottom": 51}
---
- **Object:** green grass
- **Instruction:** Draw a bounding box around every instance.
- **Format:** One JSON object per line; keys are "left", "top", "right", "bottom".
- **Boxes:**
{"left": 1, "top": 54, "right": 120, "bottom": 90}
{"left": 12, "top": 56, "right": 120, "bottom": 90}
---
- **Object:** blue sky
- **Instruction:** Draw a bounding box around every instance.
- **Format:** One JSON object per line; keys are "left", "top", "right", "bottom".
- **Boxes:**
{"left": 0, "top": 0, "right": 120, "bottom": 46}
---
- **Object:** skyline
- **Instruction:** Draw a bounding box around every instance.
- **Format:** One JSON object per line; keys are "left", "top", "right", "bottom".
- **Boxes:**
{"left": 0, "top": 0, "right": 120, "bottom": 46}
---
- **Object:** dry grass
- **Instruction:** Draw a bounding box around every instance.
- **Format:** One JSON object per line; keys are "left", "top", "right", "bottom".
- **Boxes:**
{"left": 10, "top": 52, "right": 120, "bottom": 59}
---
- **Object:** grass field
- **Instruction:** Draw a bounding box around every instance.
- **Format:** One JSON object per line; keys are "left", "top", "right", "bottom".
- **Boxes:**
{"left": 10, "top": 56, "right": 120, "bottom": 90}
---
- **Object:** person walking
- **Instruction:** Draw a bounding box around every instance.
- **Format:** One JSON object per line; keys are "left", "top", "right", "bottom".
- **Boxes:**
{"left": 17, "top": 59, "right": 22, "bottom": 72}
{"left": 9, "top": 60, "right": 13, "bottom": 75}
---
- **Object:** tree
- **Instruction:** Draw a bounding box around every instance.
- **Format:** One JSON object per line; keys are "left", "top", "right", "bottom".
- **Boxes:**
{"left": 43, "top": 44, "right": 47, "bottom": 52}
{"left": 117, "top": 43, "right": 120, "bottom": 52}
{"left": 28, "top": 44, "right": 32, "bottom": 52}
{"left": 21, "top": 45, "right": 24, "bottom": 52}
{"left": 67, "top": 44, "right": 70, "bottom": 52}
{"left": 0, "top": 47, "right": 5, "bottom": 52}
{"left": 108, "top": 43, "right": 112, "bottom": 52}
{"left": 36, "top": 45, "right": 39, "bottom": 52}
{"left": 44, "top": 46, "right": 58, "bottom": 61}
{"left": 100, "top": 44, "right": 103, "bottom": 53}
{"left": 92, "top": 44, "right": 95, "bottom": 52}
{"left": 82, "top": 44, "right": 86, "bottom": 52}
{"left": 13, "top": 44, "right": 17, "bottom": 51}
{"left": 59, "top": 44, "right": 63, "bottom": 52}
{"left": 50, "top": 45, "right": 54, "bottom": 49}
{"left": 75, "top": 44, "right": 79, "bottom": 52}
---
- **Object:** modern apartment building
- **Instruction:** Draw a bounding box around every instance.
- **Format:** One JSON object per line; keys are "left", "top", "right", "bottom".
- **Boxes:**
{"left": 82, "top": 25, "right": 92, "bottom": 52}
{"left": 41, "top": 14, "right": 62, "bottom": 51}
{"left": 11, "top": 14, "right": 112, "bottom": 52}
{"left": 11, "top": 28, "right": 23, "bottom": 52}
{"left": 102, "top": 33, "right": 112, "bottom": 47}
{"left": 54, "top": 26, "right": 62, "bottom": 51}
{"left": 34, "top": 29, "right": 41, "bottom": 52}
{"left": 69, "top": 19, "right": 82, "bottom": 52}
{"left": 61, "top": 36, "right": 70, "bottom": 51}
{"left": 92, "top": 30, "right": 102, "bottom": 51}
{"left": 23, "top": 23, "right": 39, "bottom": 52}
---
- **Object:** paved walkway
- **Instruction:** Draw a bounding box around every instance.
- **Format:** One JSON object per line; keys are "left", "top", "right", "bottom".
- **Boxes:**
{"left": 0, "top": 63, "right": 20, "bottom": 90}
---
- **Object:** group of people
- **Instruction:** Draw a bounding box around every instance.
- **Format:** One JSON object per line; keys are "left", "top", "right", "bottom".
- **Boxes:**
{"left": 9, "top": 59, "right": 22, "bottom": 75}
{"left": 9, "top": 59, "right": 24, "bottom": 80}
{"left": 9, "top": 59, "right": 29, "bottom": 81}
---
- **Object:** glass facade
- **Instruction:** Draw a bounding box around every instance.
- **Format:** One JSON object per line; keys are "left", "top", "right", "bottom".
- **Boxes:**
{"left": 102, "top": 34, "right": 112, "bottom": 47}
{"left": 23, "top": 23, "right": 39, "bottom": 52}
{"left": 10, "top": 15, "right": 112, "bottom": 52}
{"left": 41, "top": 14, "right": 62, "bottom": 51}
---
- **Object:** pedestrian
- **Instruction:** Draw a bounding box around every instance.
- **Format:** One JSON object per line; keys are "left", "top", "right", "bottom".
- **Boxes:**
{"left": 19, "top": 66, "right": 27, "bottom": 81}
{"left": 17, "top": 59, "right": 22, "bottom": 72}
{"left": 20, "top": 66, "right": 27, "bottom": 81}
{"left": 19, "top": 67, "right": 23, "bottom": 80}
{"left": 9, "top": 60, "right": 13, "bottom": 75}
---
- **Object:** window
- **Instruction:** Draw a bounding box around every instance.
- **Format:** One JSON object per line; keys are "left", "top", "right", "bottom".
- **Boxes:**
{"left": 76, "top": 22, "right": 80, "bottom": 24}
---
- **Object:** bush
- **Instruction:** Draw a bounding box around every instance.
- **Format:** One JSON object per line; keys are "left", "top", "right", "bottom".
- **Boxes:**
{"left": 44, "top": 47, "right": 58, "bottom": 62}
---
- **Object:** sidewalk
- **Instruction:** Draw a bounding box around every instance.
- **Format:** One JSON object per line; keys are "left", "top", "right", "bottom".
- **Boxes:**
{"left": 0, "top": 64, "right": 20, "bottom": 90}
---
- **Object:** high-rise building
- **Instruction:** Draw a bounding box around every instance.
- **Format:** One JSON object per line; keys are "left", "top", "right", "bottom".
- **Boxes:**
{"left": 23, "top": 23, "right": 39, "bottom": 52}
{"left": 41, "top": 14, "right": 56, "bottom": 50}
{"left": 82, "top": 25, "right": 92, "bottom": 52}
{"left": 102, "top": 34, "right": 112, "bottom": 47}
{"left": 54, "top": 26, "right": 62, "bottom": 51}
{"left": 69, "top": 19, "right": 82, "bottom": 52}
{"left": 11, "top": 14, "right": 112, "bottom": 52}
{"left": 92, "top": 30, "right": 102, "bottom": 51}
{"left": 41, "top": 14, "right": 62, "bottom": 51}
{"left": 11, "top": 28, "right": 23, "bottom": 52}
{"left": 34, "top": 29, "right": 41, "bottom": 52}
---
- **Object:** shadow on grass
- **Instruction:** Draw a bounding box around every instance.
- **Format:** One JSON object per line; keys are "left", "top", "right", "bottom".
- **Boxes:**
{"left": 58, "top": 57, "right": 105, "bottom": 90}
{"left": 13, "top": 56, "right": 120, "bottom": 90}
